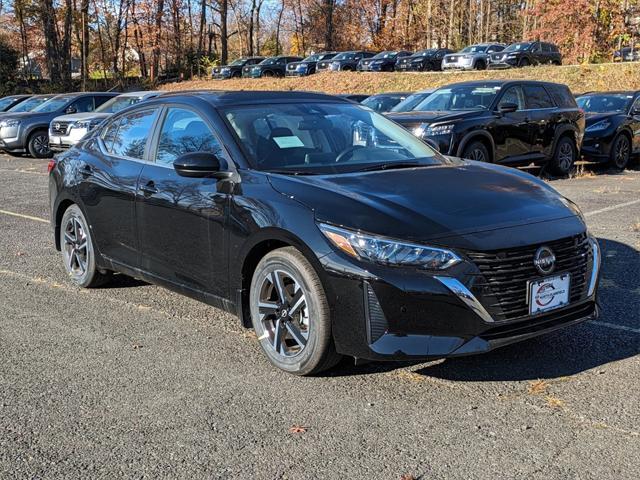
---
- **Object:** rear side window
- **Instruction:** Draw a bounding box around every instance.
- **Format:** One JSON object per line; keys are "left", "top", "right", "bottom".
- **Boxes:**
{"left": 109, "top": 109, "right": 158, "bottom": 159}
{"left": 155, "top": 107, "right": 223, "bottom": 166}
{"left": 523, "top": 85, "right": 554, "bottom": 109}
{"left": 546, "top": 84, "right": 577, "bottom": 108}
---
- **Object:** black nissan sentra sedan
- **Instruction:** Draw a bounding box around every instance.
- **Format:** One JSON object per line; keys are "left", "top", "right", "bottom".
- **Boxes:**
{"left": 48, "top": 91, "right": 601, "bottom": 375}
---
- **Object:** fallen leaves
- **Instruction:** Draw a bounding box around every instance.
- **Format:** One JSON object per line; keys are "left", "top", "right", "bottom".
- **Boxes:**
{"left": 545, "top": 396, "right": 566, "bottom": 409}
{"left": 527, "top": 379, "right": 549, "bottom": 395}
{"left": 288, "top": 425, "right": 307, "bottom": 434}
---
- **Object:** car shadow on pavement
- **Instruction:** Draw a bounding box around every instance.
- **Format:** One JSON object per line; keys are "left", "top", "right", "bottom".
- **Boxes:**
{"left": 99, "top": 273, "right": 148, "bottom": 289}
{"left": 331, "top": 238, "right": 640, "bottom": 381}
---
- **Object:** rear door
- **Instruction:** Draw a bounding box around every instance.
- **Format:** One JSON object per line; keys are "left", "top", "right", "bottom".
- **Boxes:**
{"left": 135, "top": 105, "right": 228, "bottom": 297}
{"left": 629, "top": 96, "right": 640, "bottom": 153}
{"left": 77, "top": 107, "right": 159, "bottom": 268}
{"left": 523, "top": 84, "right": 557, "bottom": 157}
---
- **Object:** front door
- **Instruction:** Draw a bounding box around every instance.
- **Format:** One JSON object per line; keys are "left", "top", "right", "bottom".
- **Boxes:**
{"left": 135, "top": 106, "right": 228, "bottom": 297}
{"left": 492, "top": 85, "right": 532, "bottom": 162}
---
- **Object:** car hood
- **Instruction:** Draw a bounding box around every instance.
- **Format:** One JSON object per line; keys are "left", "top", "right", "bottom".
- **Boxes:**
{"left": 0, "top": 111, "right": 58, "bottom": 123}
{"left": 584, "top": 112, "right": 618, "bottom": 125}
{"left": 267, "top": 161, "right": 583, "bottom": 248}
{"left": 387, "top": 110, "right": 485, "bottom": 125}
{"left": 52, "top": 112, "right": 111, "bottom": 123}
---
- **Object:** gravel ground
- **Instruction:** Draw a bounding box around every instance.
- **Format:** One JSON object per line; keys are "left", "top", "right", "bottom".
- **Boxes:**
{"left": 0, "top": 153, "right": 638, "bottom": 479}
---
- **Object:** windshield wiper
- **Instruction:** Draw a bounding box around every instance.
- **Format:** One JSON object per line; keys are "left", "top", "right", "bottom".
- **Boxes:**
{"left": 266, "top": 169, "right": 317, "bottom": 176}
{"left": 355, "top": 161, "right": 426, "bottom": 172}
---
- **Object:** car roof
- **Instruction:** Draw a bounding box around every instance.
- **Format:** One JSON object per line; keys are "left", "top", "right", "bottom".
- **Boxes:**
{"left": 118, "top": 90, "right": 163, "bottom": 97}
{"left": 578, "top": 90, "right": 640, "bottom": 96}
{"left": 436, "top": 80, "right": 566, "bottom": 89}
{"left": 368, "top": 92, "right": 411, "bottom": 97}
{"left": 153, "top": 90, "right": 353, "bottom": 106}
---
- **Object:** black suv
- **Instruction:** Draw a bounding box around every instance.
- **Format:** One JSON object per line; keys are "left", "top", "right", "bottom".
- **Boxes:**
{"left": 328, "top": 51, "right": 376, "bottom": 71}
{"left": 246, "top": 56, "right": 303, "bottom": 78}
{"left": 286, "top": 52, "right": 338, "bottom": 76}
{"left": 387, "top": 80, "right": 584, "bottom": 175}
{"left": 0, "top": 92, "right": 116, "bottom": 158}
{"left": 395, "top": 48, "right": 454, "bottom": 71}
{"left": 213, "top": 57, "right": 264, "bottom": 79}
{"left": 489, "top": 41, "right": 562, "bottom": 68}
{"left": 576, "top": 91, "right": 640, "bottom": 170}
{"left": 357, "top": 51, "right": 413, "bottom": 72}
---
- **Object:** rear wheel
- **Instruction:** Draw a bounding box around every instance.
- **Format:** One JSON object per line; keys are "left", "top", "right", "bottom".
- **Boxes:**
{"left": 60, "top": 205, "right": 111, "bottom": 288}
{"left": 462, "top": 141, "right": 490, "bottom": 163}
{"left": 27, "top": 130, "right": 51, "bottom": 158}
{"left": 609, "top": 133, "right": 631, "bottom": 170}
{"left": 249, "top": 247, "right": 342, "bottom": 375}
{"left": 550, "top": 136, "right": 577, "bottom": 175}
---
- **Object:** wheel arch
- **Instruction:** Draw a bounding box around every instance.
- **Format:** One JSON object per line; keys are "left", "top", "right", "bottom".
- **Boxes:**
{"left": 235, "top": 228, "right": 327, "bottom": 328}
{"left": 456, "top": 130, "right": 495, "bottom": 161}
{"left": 551, "top": 125, "right": 579, "bottom": 157}
{"left": 53, "top": 198, "right": 77, "bottom": 251}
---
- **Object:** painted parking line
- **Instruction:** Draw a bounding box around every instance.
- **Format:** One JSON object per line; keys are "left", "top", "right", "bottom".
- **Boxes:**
{"left": 584, "top": 199, "right": 640, "bottom": 217}
{"left": 588, "top": 320, "right": 640, "bottom": 334}
{"left": 0, "top": 209, "right": 48, "bottom": 224}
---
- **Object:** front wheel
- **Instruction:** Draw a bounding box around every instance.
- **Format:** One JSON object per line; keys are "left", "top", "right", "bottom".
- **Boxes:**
{"left": 60, "top": 204, "right": 111, "bottom": 288}
{"left": 550, "top": 136, "right": 577, "bottom": 175}
{"left": 249, "top": 247, "right": 342, "bottom": 375}
{"left": 462, "top": 141, "right": 490, "bottom": 163}
{"left": 609, "top": 134, "right": 631, "bottom": 170}
{"left": 519, "top": 58, "right": 530, "bottom": 68}
{"left": 27, "top": 130, "right": 52, "bottom": 158}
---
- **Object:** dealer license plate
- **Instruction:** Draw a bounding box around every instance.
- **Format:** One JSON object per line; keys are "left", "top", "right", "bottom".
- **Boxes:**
{"left": 528, "top": 274, "right": 570, "bottom": 315}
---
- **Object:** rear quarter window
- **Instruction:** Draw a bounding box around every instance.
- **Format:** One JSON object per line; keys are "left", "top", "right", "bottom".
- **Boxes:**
{"left": 545, "top": 84, "right": 577, "bottom": 109}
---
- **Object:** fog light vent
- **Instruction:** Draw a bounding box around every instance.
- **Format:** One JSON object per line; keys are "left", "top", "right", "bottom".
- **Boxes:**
{"left": 364, "top": 282, "right": 388, "bottom": 344}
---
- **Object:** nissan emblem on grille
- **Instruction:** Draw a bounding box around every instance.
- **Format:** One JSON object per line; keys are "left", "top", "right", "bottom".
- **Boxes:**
{"left": 534, "top": 246, "right": 556, "bottom": 275}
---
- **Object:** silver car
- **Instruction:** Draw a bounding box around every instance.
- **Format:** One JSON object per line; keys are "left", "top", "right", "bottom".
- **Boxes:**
{"left": 49, "top": 91, "right": 163, "bottom": 151}
{"left": 442, "top": 43, "right": 505, "bottom": 71}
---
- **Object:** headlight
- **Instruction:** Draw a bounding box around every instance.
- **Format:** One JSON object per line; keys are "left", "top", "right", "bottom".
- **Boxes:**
{"left": 0, "top": 119, "right": 20, "bottom": 128}
{"left": 586, "top": 120, "right": 611, "bottom": 132}
{"left": 319, "top": 223, "right": 461, "bottom": 270}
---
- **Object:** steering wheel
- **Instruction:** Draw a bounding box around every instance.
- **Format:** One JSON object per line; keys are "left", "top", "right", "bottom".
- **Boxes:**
{"left": 335, "top": 145, "right": 365, "bottom": 163}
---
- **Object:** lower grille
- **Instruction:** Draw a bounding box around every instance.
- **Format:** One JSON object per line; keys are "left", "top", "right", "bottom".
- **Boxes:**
{"left": 364, "top": 282, "right": 388, "bottom": 343}
{"left": 467, "top": 234, "right": 592, "bottom": 322}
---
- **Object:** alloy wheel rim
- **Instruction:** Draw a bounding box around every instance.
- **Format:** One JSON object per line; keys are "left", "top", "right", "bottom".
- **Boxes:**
{"left": 63, "top": 216, "right": 89, "bottom": 277}
{"left": 258, "top": 269, "right": 309, "bottom": 358}
{"left": 558, "top": 143, "right": 574, "bottom": 171}
{"left": 470, "top": 148, "right": 486, "bottom": 162}
{"left": 615, "top": 138, "right": 629, "bottom": 167}
{"left": 33, "top": 134, "right": 49, "bottom": 155}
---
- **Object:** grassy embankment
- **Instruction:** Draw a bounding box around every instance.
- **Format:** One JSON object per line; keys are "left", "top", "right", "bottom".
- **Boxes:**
{"left": 162, "top": 62, "right": 640, "bottom": 95}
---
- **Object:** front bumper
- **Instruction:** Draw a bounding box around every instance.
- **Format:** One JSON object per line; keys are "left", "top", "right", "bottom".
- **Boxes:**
{"left": 488, "top": 58, "right": 519, "bottom": 69}
{"left": 442, "top": 61, "right": 474, "bottom": 70}
{"left": 318, "top": 232, "right": 600, "bottom": 361}
{"left": 49, "top": 127, "right": 88, "bottom": 152}
{"left": 580, "top": 133, "right": 614, "bottom": 161}
{"left": 213, "top": 70, "right": 233, "bottom": 79}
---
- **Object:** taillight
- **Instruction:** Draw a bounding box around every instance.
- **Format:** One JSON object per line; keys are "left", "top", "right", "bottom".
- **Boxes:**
{"left": 47, "top": 159, "right": 56, "bottom": 173}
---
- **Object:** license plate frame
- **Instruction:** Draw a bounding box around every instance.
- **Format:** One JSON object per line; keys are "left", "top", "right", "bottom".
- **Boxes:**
{"left": 527, "top": 273, "right": 571, "bottom": 315}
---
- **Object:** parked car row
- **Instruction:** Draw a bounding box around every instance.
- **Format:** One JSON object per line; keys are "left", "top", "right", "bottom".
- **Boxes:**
{"left": 212, "top": 41, "right": 563, "bottom": 79}
{"left": 48, "top": 89, "right": 602, "bottom": 375}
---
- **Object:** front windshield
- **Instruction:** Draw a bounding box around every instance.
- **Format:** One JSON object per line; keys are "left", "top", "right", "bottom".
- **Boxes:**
{"left": 361, "top": 95, "right": 405, "bottom": 112}
{"left": 390, "top": 93, "right": 432, "bottom": 112}
{"left": 97, "top": 96, "right": 144, "bottom": 113}
{"left": 0, "top": 97, "right": 19, "bottom": 110}
{"left": 33, "top": 96, "right": 74, "bottom": 113}
{"left": 461, "top": 45, "right": 488, "bottom": 53}
{"left": 230, "top": 59, "right": 245, "bottom": 66}
{"left": 333, "top": 52, "right": 355, "bottom": 60}
{"left": 504, "top": 42, "right": 532, "bottom": 52}
{"left": 223, "top": 102, "right": 446, "bottom": 174}
{"left": 373, "top": 51, "right": 396, "bottom": 59}
{"left": 414, "top": 49, "right": 436, "bottom": 57}
{"left": 413, "top": 85, "right": 499, "bottom": 111}
{"left": 303, "top": 54, "right": 321, "bottom": 62}
{"left": 576, "top": 94, "right": 632, "bottom": 113}
{"left": 8, "top": 97, "right": 52, "bottom": 112}
{"left": 259, "top": 58, "right": 278, "bottom": 65}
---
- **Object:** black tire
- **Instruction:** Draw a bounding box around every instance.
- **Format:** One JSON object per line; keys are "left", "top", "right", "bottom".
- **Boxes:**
{"left": 27, "top": 130, "right": 52, "bottom": 158}
{"left": 249, "top": 247, "right": 342, "bottom": 375}
{"left": 550, "top": 136, "right": 577, "bottom": 175}
{"left": 462, "top": 141, "right": 491, "bottom": 163}
{"left": 232, "top": 71, "right": 241, "bottom": 78}
{"left": 60, "top": 204, "right": 111, "bottom": 288}
{"left": 609, "top": 133, "right": 631, "bottom": 170}
{"left": 519, "top": 58, "right": 530, "bottom": 68}
{"left": 475, "top": 60, "right": 487, "bottom": 70}
{"left": 262, "top": 70, "right": 274, "bottom": 78}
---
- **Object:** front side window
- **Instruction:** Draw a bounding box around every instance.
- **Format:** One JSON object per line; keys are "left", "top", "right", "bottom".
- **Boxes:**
{"left": 107, "top": 108, "right": 158, "bottom": 159}
{"left": 223, "top": 102, "right": 447, "bottom": 174}
{"left": 498, "top": 86, "right": 526, "bottom": 110}
{"left": 71, "top": 97, "right": 95, "bottom": 113}
{"left": 156, "top": 107, "right": 223, "bottom": 166}
{"left": 524, "top": 85, "right": 554, "bottom": 109}
{"left": 414, "top": 85, "right": 499, "bottom": 111}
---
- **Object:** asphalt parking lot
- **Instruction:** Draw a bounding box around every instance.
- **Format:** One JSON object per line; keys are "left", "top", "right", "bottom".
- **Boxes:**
{"left": 0, "top": 153, "right": 638, "bottom": 479}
